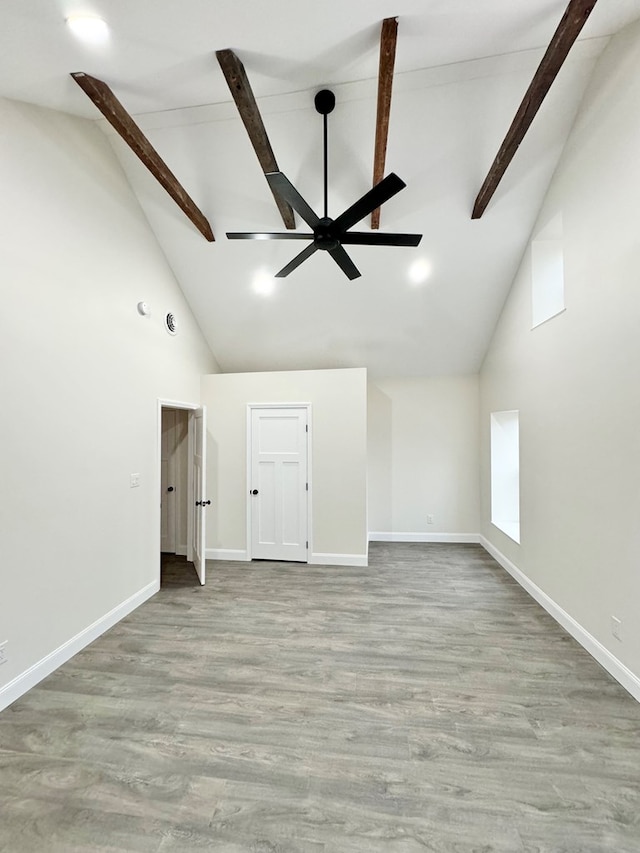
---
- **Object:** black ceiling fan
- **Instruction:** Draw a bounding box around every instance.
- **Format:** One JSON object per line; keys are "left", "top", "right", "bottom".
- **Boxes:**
{"left": 226, "top": 89, "right": 422, "bottom": 280}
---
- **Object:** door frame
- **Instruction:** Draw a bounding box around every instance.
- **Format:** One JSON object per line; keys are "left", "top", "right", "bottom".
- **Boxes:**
{"left": 157, "top": 398, "right": 203, "bottom": 582}
{"left": 246, "top": 403, "right": 312, "bottom": 562}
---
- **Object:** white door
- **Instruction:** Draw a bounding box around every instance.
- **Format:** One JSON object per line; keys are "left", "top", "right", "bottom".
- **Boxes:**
{"left": 191, "top": 406, "right": 207, "bottom": 584}
{"left": 250, "top": 407, "right": 308, "bottom": 562}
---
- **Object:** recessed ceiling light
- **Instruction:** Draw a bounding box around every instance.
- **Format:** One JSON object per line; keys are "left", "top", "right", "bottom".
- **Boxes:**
{"left": 253, "top": 271, "right": 276, "bottom": 297}
{"left": 66, "top": 15, "right": 109, "bottom": 45}
{"left": 408, "top": 258, "right": 432, "bottom": 286}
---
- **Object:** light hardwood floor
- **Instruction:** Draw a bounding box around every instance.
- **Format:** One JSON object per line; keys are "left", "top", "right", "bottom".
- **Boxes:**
{"left": 1, "top": 543, "right": 640, "bottom": 852}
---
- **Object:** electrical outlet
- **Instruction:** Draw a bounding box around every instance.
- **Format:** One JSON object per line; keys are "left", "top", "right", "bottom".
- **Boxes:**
{"left": 611, "top": 616, "right": 622, "bottom": 641}
{"left": 130, "top": 473, "right": 141, "bottom": 488}
{"left": 427, "top": 515, "right": 434, "bottom": 525}
{"left": 0, "top": 641, "right": 7, "bottom": 666}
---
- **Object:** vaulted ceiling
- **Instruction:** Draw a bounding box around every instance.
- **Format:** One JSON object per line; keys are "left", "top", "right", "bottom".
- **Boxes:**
{"left": 2, "top": 0, "right": 640, "bottom": 376}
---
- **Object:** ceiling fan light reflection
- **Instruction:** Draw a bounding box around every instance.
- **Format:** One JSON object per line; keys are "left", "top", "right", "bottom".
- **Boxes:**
{"left": 66, "top": 15, "right": 110, "bottom": 44}
{"left": 409, "top": 258, "right": 432, "bottom": 285}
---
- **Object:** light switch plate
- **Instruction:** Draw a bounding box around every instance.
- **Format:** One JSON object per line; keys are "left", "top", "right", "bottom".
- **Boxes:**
{"left": 130, "top": 473, "right": 141, "bottom": 488}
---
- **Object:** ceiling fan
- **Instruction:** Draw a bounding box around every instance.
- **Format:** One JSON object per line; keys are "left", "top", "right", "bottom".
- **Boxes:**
{"left": 226, "top": 89, "right": 422, "bottom": 280}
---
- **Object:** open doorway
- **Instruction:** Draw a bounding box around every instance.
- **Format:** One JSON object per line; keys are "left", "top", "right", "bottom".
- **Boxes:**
{"left": 158, "top": 401, "right": 208, "bottom": 586}
{"left": 161, "top": 407, "right": 189, "bottom": 556}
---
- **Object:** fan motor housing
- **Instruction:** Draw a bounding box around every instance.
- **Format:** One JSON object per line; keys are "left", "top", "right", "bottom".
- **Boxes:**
{"left": 314, "top": 89, "right": 335, "bottom": 115}
{"left": 313, "top": 217, "right": 339, "bottom": 251}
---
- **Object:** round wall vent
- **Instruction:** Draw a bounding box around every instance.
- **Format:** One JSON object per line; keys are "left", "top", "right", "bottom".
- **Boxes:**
{"left": 164, "top": 312, "right": 178, "bottom": 335}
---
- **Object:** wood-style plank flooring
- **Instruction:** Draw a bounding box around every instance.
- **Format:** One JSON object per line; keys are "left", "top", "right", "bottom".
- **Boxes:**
{"left": 1, "top": 543, "right": 640, "bottom": 852}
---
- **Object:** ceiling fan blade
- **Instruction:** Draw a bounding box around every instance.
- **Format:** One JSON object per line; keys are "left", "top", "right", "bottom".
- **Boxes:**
{"left": 341, "top": 232, "right": 422, "bottom": 247}
{"left": 275, "top": 244, "right": 319, "bottom": 278}
{"left": 328, "top": 245, "right": 361, "bottom": 280}
{"left": 333, "top": 172, "right": 406, "bottom": 233}
{"left": 266, "top": 172, "right": 320, "bottom": 229}
{"left": 226, "top": 232, "right": 313, "bottom": 240}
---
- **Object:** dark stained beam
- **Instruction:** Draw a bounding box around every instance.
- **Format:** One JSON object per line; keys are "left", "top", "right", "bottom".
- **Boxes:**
{"left": 70, "top": 72, "right": 214, "bottom": 241}
{"left": 216, "top": 49, "right": 296, "bottom": 230}
{"left": 472, "top": 0, "right": 598, "bottom": 219}
{"left": 371, "top": 17, "right": 398, "bottom": 229}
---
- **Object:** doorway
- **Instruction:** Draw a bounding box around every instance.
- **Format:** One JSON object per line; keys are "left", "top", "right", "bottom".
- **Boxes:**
{"left": 161, "top": 407, "right": 189, "bottom": 556}
{"left": 158, "top": 401, "right": 208, "bottom": 585}
{"left": 248, "top": 405, "right": 310, "bottom": 562}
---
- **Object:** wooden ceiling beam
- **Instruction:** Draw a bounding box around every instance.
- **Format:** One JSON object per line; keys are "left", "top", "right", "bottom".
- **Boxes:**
{"left": 472, "top": 0, "right": 598, "bottom": 219}
{"left": 371, "top": 17, "right": 398, "bottom": 229}
{"left": 216, "top": 49, "right": 296, "bottom": 230}
{"left": 70, "top": 72, "right": 214, "bottom": 241}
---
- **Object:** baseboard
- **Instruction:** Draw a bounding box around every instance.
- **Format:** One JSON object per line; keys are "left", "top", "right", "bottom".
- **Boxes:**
{"left": 206, "top": 548, "right": 250, "bottom": 562}
{"left": 0, "top": 580, "right": 159, "bottom": 713}
{"left": 308, "top": 552, "right": 369, "bottom": 567}
{"left": 369, "top": 532, "right": 481, "bottom": 544}
{"left": 206, "top": 548, "right": 366, "bottom": 567}
{"left": 480, "top": 536, "right": 640, "bottom": 704}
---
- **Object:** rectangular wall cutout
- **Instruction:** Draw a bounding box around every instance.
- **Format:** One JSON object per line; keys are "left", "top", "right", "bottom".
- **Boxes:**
{"left": 490, "top": 410, "right": 520, "bottom": 543}
{"left": 532, "top": 213, "right": 564, "bottom": 328}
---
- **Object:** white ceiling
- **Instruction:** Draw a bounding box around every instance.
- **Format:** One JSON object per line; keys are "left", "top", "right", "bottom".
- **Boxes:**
{"left": 3, "top": 1, "right": 640, "bottom": 376}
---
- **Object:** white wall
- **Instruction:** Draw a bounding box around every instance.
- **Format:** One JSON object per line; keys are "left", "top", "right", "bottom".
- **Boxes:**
{"left": 0, "top": 98, "right": 218, "bottom": 709}
{"left": 480, "top": 20, "right": 640, "bottom": 696}
{"left": 368, "top": 376, "right": 480, "bottom": 540}
{"left": 202, "top": 368, "right": 368, "bottom": 564}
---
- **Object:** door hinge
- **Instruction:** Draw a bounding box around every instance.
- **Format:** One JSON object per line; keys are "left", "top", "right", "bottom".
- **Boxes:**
{"left": 305, "top": 482, "right": 308, "bottom": 491}
{"left": 306, "top": 541, "right": 308, "bottom": 549}
{"left": 305, "top": 424, "right": 308, "bottom": 432}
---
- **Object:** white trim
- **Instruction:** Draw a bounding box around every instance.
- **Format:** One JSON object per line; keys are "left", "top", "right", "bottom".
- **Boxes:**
{"left": 206, "top": 549, "right": 367, "bottom": 567}
{"left": 369, "top": 532, "right": 481, "bottom": 544}
{"left": 480, "top": 536, "right": 640, "bottom": 704}
{"left": 0, "top": 581, "right": 159, "bottom": 712}
{"left": 246, "top": 406, "right": 251, "bottom": 560}
{"left": 206, "top": 548, "right": 250, "bottom": 562}
{"left": 308, "top": 552, "right": 368, "bottom": 567}
{"left": 157, "top": 398, "right": 200, "bottom": 411}
{"left": 246, "top": 402, "right": 313, "bottom": 409}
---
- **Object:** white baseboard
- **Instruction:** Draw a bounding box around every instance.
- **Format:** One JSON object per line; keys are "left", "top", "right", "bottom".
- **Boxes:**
{"left": 369, "top": 531, "right": 481, "bottom": 544}
{"left": 206, "top": 548, "right": 250, "bottom": 562}
{"left": 308, "top": 552, "right": 369, "bottom": 567}
{"left": 480, "top": 536, "right": 640, "bottom": 704}
{"left": 206, "top": 548, "right": 366, "bottom": 567}
{"left": 0, "top": 580, "right": 159, "bottom": 713}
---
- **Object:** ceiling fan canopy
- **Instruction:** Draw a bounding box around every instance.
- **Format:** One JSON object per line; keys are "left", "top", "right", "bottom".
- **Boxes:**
{"left": 226, "top": 89, "right": 422, "bottom": 280}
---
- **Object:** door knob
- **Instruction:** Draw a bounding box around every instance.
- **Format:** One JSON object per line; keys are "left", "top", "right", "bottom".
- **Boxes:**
{"left": 167, "top": 486, "right": 174, "bottom": 492}
{"left": 202, "top": 499, "right": 211, "bottom": 506}
{"left": 251, "top": 489, "right": 258, "bottom": 495}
